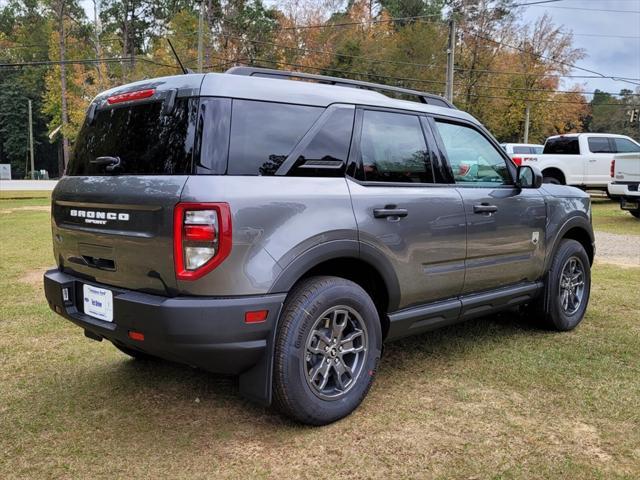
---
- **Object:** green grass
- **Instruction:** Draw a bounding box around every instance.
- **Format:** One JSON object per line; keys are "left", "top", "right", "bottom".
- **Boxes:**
{"left": 1, "top": 196, "right": 639, "bottom": 479}
{"left": 591, "top": 198, "right": 640, "bottom": 235}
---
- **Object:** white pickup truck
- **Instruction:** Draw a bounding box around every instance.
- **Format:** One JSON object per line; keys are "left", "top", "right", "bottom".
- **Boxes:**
{"left": 609, "top": 152, "right": 640, "bottom": 218}
{"left": 519, "top": 133, "right": 640, "bottom": 190}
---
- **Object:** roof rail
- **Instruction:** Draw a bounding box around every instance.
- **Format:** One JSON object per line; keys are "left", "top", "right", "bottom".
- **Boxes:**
{"left": 225, "top": 66, "right": 455, "bottom": 109}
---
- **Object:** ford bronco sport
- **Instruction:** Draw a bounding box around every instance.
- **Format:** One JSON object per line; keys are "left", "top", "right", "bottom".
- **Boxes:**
{"left": 44, "top": 67, "right": 595, "bottom": 425}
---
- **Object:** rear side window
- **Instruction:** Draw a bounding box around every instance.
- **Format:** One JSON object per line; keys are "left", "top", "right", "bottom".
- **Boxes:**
{"left": 68, "top": 98, "right": 197, "bottom": 175}
{"left": 588, "top": 137, "right": 614, "bottom": 153}
{"left": 543, "top": 137, "right": 580, "bottom": 155}
{"left": 287, "top": 107, "right": 354, "bottom": 177}
{"left": 228, "top": 100, "right": 322, "bottom": 175}
{"left": 613, "top": 138, "right": 640, "bottom": 153}
{"left": 359, "top": 110, "right": 434, "bottom": 183}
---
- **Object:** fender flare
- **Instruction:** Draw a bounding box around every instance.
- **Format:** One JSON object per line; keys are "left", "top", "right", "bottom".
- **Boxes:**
{"left": 544, "top": 214, "right": 595, "bottom": 273}
{"left": 240, "top": 239, "right": 401, "bottom": 406}
{"left": 269, "top": 239, "right": 402, "bottom": 311}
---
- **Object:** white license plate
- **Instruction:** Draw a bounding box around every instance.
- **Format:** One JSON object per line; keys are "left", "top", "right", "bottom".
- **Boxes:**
{"left": 83, "top": 285, "right": 113, "bottom": 322}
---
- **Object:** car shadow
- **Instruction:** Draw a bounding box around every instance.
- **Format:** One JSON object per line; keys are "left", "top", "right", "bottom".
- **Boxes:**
{"left": 25, "top": 310, "right": 553, "bottom": 440}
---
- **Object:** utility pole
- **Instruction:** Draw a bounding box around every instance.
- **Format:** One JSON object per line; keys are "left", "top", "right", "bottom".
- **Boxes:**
{"left": 197, "top": 0, "right": 204, "bottom": 73}
{"left": 523, "top": 104, "right": 531, "bottom": 144}
{"left": 28, "top": 99, "right": 35, "bottom": 179}
{"left": 445, "top": 19, "right": 456, "bottom": 103}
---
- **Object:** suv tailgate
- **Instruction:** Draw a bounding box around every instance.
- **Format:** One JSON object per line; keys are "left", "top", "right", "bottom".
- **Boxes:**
{"left": 52, "top": 176, "right": 187, "bottom": 295}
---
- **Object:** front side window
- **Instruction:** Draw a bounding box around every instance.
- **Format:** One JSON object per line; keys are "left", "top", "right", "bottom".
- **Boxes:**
{"left": 228, "top": 100, "right": 322, "bottom": 175}
{"left": 435, "top": 121, "right": 511, "bottom": 185}
{"left": 588, "top": 137, "right": 614, "bottom": 153}
{"left": 359, "top": 110, "right": 434, "bottom": 183}
{"left": 613, "top": 137, "right": 640, "bottom": 153}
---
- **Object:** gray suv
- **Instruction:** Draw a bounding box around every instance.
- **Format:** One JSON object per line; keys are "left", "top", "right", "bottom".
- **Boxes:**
{"left": 44, "top": 67, "right": 595, "bottom": 425}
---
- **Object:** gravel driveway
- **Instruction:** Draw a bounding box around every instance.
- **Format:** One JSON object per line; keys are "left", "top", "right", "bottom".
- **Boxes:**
{"left": 594, "top": 231, "right": 640, "bottom": 267}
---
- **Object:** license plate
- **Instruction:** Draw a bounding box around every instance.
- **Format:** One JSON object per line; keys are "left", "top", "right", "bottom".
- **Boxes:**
{"left": 83, "top": 285, "right": 113, "bottom": 322}
{"left": 621, "top": 199, "right": 639, "bottom": 210}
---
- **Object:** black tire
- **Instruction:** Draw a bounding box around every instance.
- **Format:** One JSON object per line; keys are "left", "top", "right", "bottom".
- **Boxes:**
{"left": 113, "top": 343, "right": 156, "bottom": 361}
{"left": 630, "top": 208, "right": 640, "bottom": 219}
{"left": 273, "top": 276, "right": 382, "bottom": 425}
{"left": 543, "top": 176, "right": 562, "bottom": 185}
{"left": 606, "top": 191, "right": 620, "bottom": 201}
{"left": 527, "top": 239, "right": 591, "bottom": 331}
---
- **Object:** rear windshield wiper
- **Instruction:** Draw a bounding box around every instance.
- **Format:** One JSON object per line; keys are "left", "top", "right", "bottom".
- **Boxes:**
{"left": 90, "top": 156, "right": 121, "bottom": 172}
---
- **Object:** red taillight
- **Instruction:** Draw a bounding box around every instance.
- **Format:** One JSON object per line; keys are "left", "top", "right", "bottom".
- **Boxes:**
{"left": 245, "top": 310, "right": 268, "bottom": 324}
{"left": 173, "top": 202, "right": 232, "bottom": 281}
{"left": 458, "top": 164, "right": 470, "bottom": 176}
{"left": 512, "top": 156, "right": 522, "bottom": 166}
{"left": 128, "top": 330, "right": 145, "bottom": 342}
{"left": 184, "top": 225, "right": 216, "bottom": 242}
{"left": 610, "top": 159, "right": 615, "bottom": 178}
{"left": 107, "top": 88, "right": 155, "bottom": 105}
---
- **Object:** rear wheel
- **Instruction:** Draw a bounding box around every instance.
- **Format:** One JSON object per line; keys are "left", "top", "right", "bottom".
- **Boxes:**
{"left": 526, "top": 239, "right": 591, "bottom": 331}
{"left": 273, "top": 276, "right": 382, "bottom": 425}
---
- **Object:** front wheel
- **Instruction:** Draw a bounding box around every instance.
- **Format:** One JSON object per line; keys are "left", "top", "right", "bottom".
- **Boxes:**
{"left": 629, "top": 208, "right": 640, "bottom": 219}
{"left": 526, "top": 239, "right": 591, "bottom": 331}
{"left": 273, "top": 276, "right": 382, "bottom": 425}
{"left": 543, "top": 176, "right": 562, "bottom": 185}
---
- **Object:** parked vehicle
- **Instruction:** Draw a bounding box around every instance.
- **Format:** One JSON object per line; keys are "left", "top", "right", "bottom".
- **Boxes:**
{"left": 500, "top": 142, "right": 544, "bottom": 161}
{"left": 43, "top": 67, "right": 595, "bottom": 425}
{"left": 608, "top": 152, "right": 640, "bottom": 218}
{"left": 518, "top": 133, "right": 640, "bottom": 189}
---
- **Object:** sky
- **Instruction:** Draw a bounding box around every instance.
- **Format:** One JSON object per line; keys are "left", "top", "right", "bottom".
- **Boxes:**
{"left": 517, "top": 0, "right": 640, "bottom": 96}
{"left": 78, "top": 0, "right": 640, "bottom": 98}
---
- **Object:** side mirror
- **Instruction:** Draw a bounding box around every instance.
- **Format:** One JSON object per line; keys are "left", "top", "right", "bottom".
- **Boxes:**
{"left": 516, "top": 165, "right": 543, "bottom": 189}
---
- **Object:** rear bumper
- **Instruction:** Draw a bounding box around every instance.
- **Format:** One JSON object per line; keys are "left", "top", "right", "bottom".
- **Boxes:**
{"left": 44, "top": 269, "right": 286, "bottom": 376}
{"left": 608, "top": 182, "right": 640, "bottom": 198}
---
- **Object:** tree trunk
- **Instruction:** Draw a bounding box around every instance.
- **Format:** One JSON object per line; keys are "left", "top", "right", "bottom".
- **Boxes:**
{"left": 58, "top": 1, "right": 70, "bottom": 172}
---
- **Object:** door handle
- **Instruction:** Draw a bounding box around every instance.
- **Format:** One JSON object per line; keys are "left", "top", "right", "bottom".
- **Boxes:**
{"left": 473, "top": 203, "right": 498, "bottom": 214}
{"left": 373, "top": 207, "right": 408, "bottom": 219}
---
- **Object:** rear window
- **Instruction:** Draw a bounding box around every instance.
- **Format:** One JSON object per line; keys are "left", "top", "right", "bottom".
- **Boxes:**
{"left": 543, "top": 137, "right": 580, "bottom": 155}
{"left": 228, "top": 100, "right": 322, "bottom": 175}
{"left": 67, "top": 98, "right": 197, "bottom": 175}
{"left": 513, "top": 146, "right": 531, "bottom": 154}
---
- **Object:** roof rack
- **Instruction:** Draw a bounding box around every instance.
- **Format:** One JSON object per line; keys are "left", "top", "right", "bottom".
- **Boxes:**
{"left": 225, "top": 66, "right": 455, "bottom": 109}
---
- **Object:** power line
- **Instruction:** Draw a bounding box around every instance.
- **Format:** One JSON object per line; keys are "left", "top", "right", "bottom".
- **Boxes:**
{"left": 462, "top": 29, "right": 640, "bottom": 87}
{"left": 526, "top": 5, "right": 640, "bottom": 13}
{"left": 205, "top": 54, "right": 637, "bottom": 106}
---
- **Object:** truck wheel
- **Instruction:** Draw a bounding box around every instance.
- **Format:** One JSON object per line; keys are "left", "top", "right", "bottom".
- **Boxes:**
{"left": 543, "top": 176, "right": 562, "bottom": 185}
{"left": 273, "top": 276, "right": 382, "bottom": 425}
{"left": 528, "top": 239, "right": 591, "bottom": 331}
{"left": 630, "top": 208, "right": 640, "bottom": 219}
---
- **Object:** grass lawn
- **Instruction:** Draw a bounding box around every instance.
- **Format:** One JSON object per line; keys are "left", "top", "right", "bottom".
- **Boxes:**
{"left": 591, "top": 198, "right": 640, "bottom": 236}
{"left": 1, "top": 195, "right": 639, "bottom": 479}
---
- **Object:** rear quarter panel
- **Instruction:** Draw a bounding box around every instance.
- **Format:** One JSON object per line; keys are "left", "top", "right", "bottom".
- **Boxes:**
{"left": 178, "top": 176, "right": 358, "bottom": 296}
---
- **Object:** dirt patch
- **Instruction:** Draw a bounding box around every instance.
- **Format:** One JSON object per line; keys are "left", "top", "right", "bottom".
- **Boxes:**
{"left": 18, "top": 269, "right": 46, "bottom": 289}
{"left": 0, "top": 205, "right": 50, "bottom": 214}
{"left": 594, "top": 231, "right": 640, "bottom": 267}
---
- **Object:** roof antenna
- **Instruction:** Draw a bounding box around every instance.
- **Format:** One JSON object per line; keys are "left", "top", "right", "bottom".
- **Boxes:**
{"left": 167, "top": 39, "right": 192, "bottom": 74}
